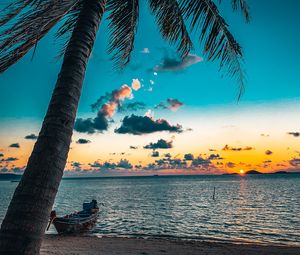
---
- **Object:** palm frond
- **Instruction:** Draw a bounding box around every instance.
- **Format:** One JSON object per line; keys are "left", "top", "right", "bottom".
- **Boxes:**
{"left": 218, "top": 0, "right": 250, "bottom": 23}
{"left": 148, "top": 0, "right": 193, "bottom": 58}
{"left": 106, "top": 0, "right": 139, "bottom": 69}
{"left": 0, "top": 0, "right": 34, "bottom": 26}
{"left": 231, "top": 0, "right": 251, "bottom": 22}
{"left": 55, "top": 0, "right": 85, "bottom": 59}
{"left": 0, "top": 0, "right": 79, "bottom": 73}
{"left": 180, "top": 0, "right": 245, "bottom": 100}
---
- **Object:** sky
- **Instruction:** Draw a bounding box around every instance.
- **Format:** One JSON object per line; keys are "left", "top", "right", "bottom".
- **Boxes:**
{"left": 1, "top": 0, "right": 300, "bottom": 176}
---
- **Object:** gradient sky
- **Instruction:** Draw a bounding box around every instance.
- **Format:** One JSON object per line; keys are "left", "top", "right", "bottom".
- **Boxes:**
{"left": 1, "top": 0, "right": 300, "bottom": 176}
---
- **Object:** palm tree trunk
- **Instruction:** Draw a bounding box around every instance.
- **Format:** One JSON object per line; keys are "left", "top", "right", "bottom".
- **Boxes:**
{"left": 0, "top": 1, "right": 105, "bottom": 254}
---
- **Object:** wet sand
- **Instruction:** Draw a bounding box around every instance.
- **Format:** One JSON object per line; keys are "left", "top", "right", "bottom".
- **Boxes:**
{"left": 41, "top": 235, "right": 300, "bottom": 255}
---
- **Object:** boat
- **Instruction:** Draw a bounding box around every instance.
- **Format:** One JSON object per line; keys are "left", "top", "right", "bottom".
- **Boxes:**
{"left": 47, "top": 200, "right": 99, "bottom": 234}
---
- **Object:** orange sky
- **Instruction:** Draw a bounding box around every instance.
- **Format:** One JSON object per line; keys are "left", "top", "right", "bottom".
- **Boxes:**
{"left": 1, "top": 100, "right": 300, "bottom": 176}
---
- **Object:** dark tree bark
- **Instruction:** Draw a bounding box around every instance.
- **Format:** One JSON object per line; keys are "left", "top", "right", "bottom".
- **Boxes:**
{"left": 0, "top": 1, "right": 105, "bottom": 254}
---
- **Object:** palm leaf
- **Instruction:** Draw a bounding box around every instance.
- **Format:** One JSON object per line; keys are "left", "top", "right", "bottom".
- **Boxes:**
{"left": 0, "top": 0, "right": 34, "bottom": 26}
{"left": 218, "top": 0, "right": 250, "bottom": 22}
{"left": 148, "top": 0, "right": 193, "bottom": 58}
{"left": 0, "top": 0, "right": 79, "bottom": 73}
{"left": 180, "top": 0, "right": 245, "bottom": 99}
{"left": 106, "top": 0, "right": 139, "bottom": 69}
{"left": 55, "top": 0, "right": 85, "bottom": 59}
{"left": 231, "top": 0, "right": 251, "bottom": 22}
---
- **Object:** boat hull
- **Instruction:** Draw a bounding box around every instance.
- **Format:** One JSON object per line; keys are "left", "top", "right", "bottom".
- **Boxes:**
{"left": 52, "top": 212, "right": 98, "bottom": 234}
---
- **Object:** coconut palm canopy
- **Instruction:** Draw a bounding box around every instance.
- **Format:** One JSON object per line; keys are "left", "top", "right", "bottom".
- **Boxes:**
{"left": 0, "top": 0, "right": 248, "bottom": 97}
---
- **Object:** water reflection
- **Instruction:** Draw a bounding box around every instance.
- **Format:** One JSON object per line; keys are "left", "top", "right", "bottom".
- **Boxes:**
{"left": 0, "top": 175, "right": 299, "bottom": 245}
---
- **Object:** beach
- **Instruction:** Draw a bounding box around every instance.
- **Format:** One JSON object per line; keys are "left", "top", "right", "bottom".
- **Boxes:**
{"left": 41, "top": 235, "right": 300, "bottom": 255}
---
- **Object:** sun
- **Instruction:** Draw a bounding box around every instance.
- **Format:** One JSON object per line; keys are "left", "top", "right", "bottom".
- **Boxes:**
{"left": 239, "top": 169, "right": 245, "bottom": 175}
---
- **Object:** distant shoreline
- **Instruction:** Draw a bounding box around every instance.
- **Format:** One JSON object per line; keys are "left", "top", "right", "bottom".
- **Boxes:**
{"left": 1, "top": 171, "right": 300, "bottom": 181}
{"left": 41, "top": 235, "right": 300, "bottom": 255}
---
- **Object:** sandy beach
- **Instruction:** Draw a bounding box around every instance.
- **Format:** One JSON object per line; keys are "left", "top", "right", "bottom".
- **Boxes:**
{"left": 41, "top": 235, "right": 300, "bottom": 255}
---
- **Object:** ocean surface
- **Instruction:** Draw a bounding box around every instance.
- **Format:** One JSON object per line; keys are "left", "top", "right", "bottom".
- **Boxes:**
{"left": 0, "top": 175, "right": 299, "bottom": 245}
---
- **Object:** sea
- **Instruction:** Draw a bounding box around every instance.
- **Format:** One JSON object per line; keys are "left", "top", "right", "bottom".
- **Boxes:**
{"left": 0, "top": 174, "right": 299, "bottom": 245}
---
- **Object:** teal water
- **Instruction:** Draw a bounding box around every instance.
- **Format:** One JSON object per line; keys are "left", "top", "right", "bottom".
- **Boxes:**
{"left": 0, "top": 175, "right": 299, "bottom": 245}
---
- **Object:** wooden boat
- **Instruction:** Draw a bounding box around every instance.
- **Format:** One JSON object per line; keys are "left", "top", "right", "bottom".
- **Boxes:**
{"left": 47, "top": 200, "right": 99, "bottom": 234}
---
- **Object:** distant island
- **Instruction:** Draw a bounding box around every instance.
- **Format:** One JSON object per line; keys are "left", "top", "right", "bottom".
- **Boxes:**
{"left": 0, "top": 173, "right": 22, "bottom": 181}
{"left": 1, "top": 171, "right": 299, "bottom": 181}
{"left": 223, "top": 170, "right": 299, "bottom": 175}
{"left": 245, "top": 170, "right": 262, "bottom": 174}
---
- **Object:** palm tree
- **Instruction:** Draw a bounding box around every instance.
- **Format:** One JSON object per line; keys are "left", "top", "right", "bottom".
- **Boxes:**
{"left": 0, "top": 0, "right": 249, "bottom": 254}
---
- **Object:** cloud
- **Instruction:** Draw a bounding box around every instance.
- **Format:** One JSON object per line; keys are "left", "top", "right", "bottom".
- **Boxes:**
{"left": 24, "top": 134, "right": 38, "bottom": 140}
{"left": 208, "top": 154, "right": 223, "bottom": 160}
{"left": 91, "top": 84, "right": 135, "bottom": 116}
{"left": 0, "top": 167, "right": 24, "bottom": 174}
{"left": 71, "top": 162, "right": 82, "bottom": 168}
{"left": 74, "top": 111, "right": 109, "bottom": 134}
{"left": 144, "top": 139, "right": 173, "bottom": 149}
{"left": 144, "top": 109, "right": 154, "bottom": 118}
{"left": 101, "top": 102, "right": 117, "bottom": 118}
{"left": 151, "top": 151, "right": 160, "bottom": 157}
{"left": 265, "top": 150, "right": 273, "bottom": 155}
{"left": 9, "top": 143, "right": 20, "bottom": 148}
{"left": 155, "top": 98, "right": 184, "bottom": 112}
{"left": 84, "top": 84, "right": 142, "bottom": 134}
{"left": 289, "top": 158, "right": 300, "bottom": 167}
{"left": 287, "top": 132, "right": 300, "bottom": 137}
{"left": 91, "top": 92, "right": 111, "bottom": 112}
{"left": 115, "top": 115, "right": 183, "bottom": 135}
{"left": 192, "top": 157, "right": 211, "bottom": 167}
{"left": 222, "top": 145, "right": 254, "bottom": 151}
{"left": 153, "top": 54, "right": 203, "bottom": 72}
{"left": 263, "top": 160, "right": 272, "bottom": 164}
{"left": 1, "top": 157, "right": 18, "bottom": 162}
{"left": 11, "top": 167, "right": 24, "bottom": 174}
{"left": 70, "top": 162, "right": 82, "bottom": 172}
{"left": 167, "top": 99, "right": 184, "bottom": 111}
{"left": 154, "top": 158, "right": 187, "bottom": 169}
{"left": 117, "top": 159, "right": 133, "bottom": 169}
{"left": 118, "top": 102, "right": 146, "bottom": 112}
{"left": 111, "top": 85, "right": 133, "bottom": 102}
{"left": 141, "top": 48, "right": 150, "bottom": 54}
{"left": 90, "top": 159, "right": 133, "bottom": 170}
{"left": 76, "top": 138, "right": 91, "bottom": 144}
{"left": 164, "top": 153, "right": 172, "bottom": 158}
{"left": 226, "top": 162, "right": 236, "bottom": 168}
{"left": 132, "top": 79, "right": 141, "bottom": 91}
{"left": 0, "top": 168, "right": 8, "bottom": 173}
{"left": 184, "top": 153, "right": 194, "bottom": 161}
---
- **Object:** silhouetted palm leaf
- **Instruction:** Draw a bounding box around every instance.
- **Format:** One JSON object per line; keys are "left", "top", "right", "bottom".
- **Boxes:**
{"left": 148, "top": 0, "right": 193, "bottom": 58}
{"left": 0, "top": 0, "right": 33, "bottom": 26}
{"left": 180, "top": 0, "right": 245, "bottom": 99}
{"left": 106, "top": 0, "right": 139, "bottom": 69}
{"left": 232, "top": 0, "right": 251, "bottom": 22}
{"left": 218, "top": 0, "right": 250, "bottom": 22}
{"left": 0, "top": 0, "right": 249, "bottom": 98}
{"left": 0, "top": 0, "right": 79, "bottom": 73}
{"left": 55, "top": 0, "right": 85, "bottom": 59}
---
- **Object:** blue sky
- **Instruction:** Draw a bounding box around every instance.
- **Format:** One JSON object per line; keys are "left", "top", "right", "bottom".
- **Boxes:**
{"left": 1, "top": 0, "right": 300, "bottom": 175}
{"left": 0, "top": 0, "right": 300, "bottom": 118}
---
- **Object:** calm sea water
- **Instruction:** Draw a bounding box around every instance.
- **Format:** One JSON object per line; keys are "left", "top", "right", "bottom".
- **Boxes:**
{"left": 0, "top": 175, "right": 299, "bottom": 245}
